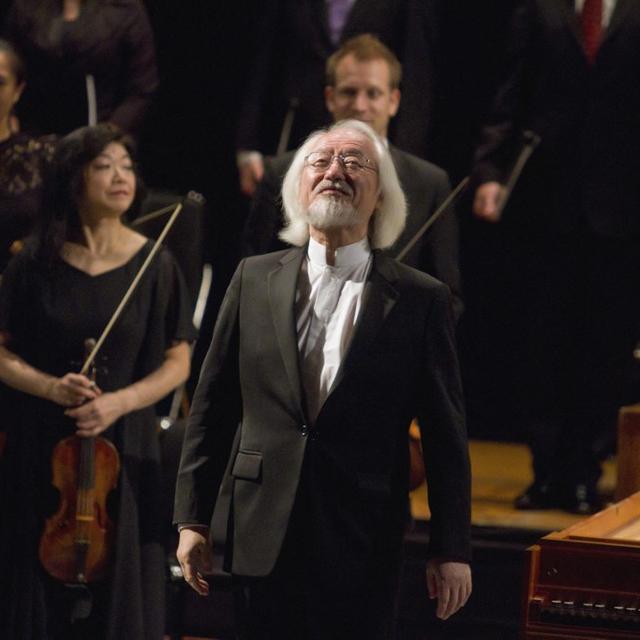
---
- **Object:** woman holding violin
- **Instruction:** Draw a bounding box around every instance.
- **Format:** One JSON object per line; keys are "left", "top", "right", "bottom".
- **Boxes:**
{"left": 0, "top": 123, "right": 195, "bottom": 639}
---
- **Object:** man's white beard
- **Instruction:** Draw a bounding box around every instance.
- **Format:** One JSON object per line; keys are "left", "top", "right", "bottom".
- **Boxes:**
{"left": 305, "top": 196, "right": 361, "bottom": 230}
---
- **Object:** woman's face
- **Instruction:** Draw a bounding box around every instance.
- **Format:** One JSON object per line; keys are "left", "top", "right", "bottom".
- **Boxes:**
{"left": 0, "top": 51, "right": 24, "bottom": 128}
{"left": 81, "top": 142, "right": 136, "bottom": 218}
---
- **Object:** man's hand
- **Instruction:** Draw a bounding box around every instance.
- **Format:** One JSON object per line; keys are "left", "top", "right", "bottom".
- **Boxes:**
{"left": 472, "top": 181, "right": 505, "bottom": 223}
{"left": 238, "top": 153, "right": 264, "bottom": 197}
{"left": 426, "top": 558, "right": 472, "bottom": 620}
{"left": 176, "top": 527, "right": 213, "bottom": 596}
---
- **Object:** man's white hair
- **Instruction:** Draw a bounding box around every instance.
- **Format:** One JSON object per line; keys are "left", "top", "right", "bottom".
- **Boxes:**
{"left": 279, "top": 120, "right": 407, "bottom": 249}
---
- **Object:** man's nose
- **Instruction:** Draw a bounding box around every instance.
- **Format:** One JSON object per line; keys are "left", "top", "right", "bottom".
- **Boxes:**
{"left": 324, "top": 156, "right": 346, "bottom": 178}
{"left": 353, "top": 91, "right": 368, "bottom": 112}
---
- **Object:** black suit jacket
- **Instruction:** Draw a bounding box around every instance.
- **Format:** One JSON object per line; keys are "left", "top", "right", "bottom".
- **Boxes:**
{"left": 242, "top": 145, "right": 463, "bottom": 319}
{"left": 236, "top": 0, "right": 438, "bottom": 158}
{"left": 174, "top": 248, "right": 471, "bottom": 580}
{"left": 472, "top": 0, "right": 640, "bottom": 238}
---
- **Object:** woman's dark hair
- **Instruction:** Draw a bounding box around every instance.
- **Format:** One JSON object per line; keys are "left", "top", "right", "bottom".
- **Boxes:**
{"left": 36, "top": 123, "right": 145, "bottom": 262}
{"left": 0, "top": 38, "right": 26, "bottom": 85}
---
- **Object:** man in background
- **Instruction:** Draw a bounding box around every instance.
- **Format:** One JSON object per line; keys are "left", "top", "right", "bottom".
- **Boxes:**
{"left": 470, "top": 0, "right": 640, "bottom": 514}
{"left": 235, "top": 0, "right": 438, "bottom": 197}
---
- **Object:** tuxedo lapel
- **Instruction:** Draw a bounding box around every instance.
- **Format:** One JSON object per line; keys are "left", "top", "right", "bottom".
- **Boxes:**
{"left": 326, "top": 252, "right": 399, "bottom": 397}
{"left": 558, "top": 0, "right": 584, "bottom": 51}
{"left": 341, "top": 0, "right": 366, "bottom": 39}
{"left": 311, "top": 0, "right": 334, "bottom": 51}
{"left": 268, "top": 248, "right": 306, "bottom": 419}
{"left": 603, "top": 0, "right": 633, "bottom": 43}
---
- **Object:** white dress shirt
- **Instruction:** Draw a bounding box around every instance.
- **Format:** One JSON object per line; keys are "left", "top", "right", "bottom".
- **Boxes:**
{"left": 296, "top": 236, "right": 372, "bottom": 423}
{"left": 575, "top": 0, "right": 617, "bottom": 27}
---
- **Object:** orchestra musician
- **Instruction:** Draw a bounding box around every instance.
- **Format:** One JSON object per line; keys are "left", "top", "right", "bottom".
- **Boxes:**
{"left": 174, "top": 120, "right": 472, "bottom": 639}
{"left": 0, "top": 123, "right": 195, "bottom": 639}
{"left": 470, "top": 0, "right": 640, "bottom": 515}
{"left": 235, "top": 1, "right": 438, "bottom": 197}
{"left": 4, "top": 0, "right": 158, "bottom": 137}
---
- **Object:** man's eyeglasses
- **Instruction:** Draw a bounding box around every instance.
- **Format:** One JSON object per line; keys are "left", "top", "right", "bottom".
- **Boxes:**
{"left": 304, "top": 151, "right": 378, "bottom": 174}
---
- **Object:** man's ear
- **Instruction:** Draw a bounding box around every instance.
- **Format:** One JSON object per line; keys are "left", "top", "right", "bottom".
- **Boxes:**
{"left": 388, "top": 88, "right": 401, "bottom": 118}
{"left": 325, "top": 85, "right": 336, "bottom": 116}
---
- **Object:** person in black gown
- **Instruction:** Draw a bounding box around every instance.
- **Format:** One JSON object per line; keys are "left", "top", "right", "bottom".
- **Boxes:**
{"left": 0, "top": 123, "right": 196, "bottom": 639}
{"left": 0, "top": 38, "right": 56, "bottom": 272}
{"left": 3, "top": 0, "right": 158, "bottom": 137}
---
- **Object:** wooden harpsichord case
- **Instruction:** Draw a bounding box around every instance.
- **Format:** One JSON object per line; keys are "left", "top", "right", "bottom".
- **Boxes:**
{"left": 523, "top": 492, "right": 640, "bottom": 639}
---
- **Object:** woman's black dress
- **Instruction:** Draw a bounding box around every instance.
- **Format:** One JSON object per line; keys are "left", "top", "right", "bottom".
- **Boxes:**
{"left": 0, "top": 240, "right": 196, "bottom": 639}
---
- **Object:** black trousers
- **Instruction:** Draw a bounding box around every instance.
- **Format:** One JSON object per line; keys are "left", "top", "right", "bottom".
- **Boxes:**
{"left": 511, "top": 228, "right": 640, "bottom": 489}
{"left": 234, "top": 562, "right": 398, "bottom": 639}
{"left": 233, "top": 470, "right": 403, "bottom": 639}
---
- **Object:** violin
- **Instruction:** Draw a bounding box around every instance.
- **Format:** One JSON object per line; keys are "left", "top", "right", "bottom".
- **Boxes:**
{"left": 38, "top": 339, "right": 120, "bottom": 584}
{"left": 38, "top": 199, "right": 186, "bottom": 583}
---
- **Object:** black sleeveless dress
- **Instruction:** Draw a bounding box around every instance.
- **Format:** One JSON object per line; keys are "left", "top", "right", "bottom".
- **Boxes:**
{"left": 0, "top": 240, "right": 196, "bottom": 639}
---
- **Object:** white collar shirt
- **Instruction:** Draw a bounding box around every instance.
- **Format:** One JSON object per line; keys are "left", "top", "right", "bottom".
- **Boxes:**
{"left": 296, "top": 236, "right": 372, "bottom": 423}
{"left": 574, "top": 0, "right": 617, "bottom": 27}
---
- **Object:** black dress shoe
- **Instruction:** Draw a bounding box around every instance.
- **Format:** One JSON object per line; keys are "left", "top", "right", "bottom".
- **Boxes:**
{"left": 563, "top": 484, "right": 601, "bottom": 516}
{"left": 514, "top": 482, "right": 561, "bottom": 510}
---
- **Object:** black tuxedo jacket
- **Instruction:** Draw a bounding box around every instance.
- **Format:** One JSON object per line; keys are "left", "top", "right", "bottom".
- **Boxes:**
{"left": 174, "top": 248, "right": 471, "bottom": 580}
{"left": 472, "top": 0, "right": 640, "bottom": 237}
{"left": 241, "top": 145, "right": 463, "bottom": 319}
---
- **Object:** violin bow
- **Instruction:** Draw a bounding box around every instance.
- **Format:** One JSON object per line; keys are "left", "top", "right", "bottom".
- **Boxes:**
{"left": 395, "top": 129, "right": 541, "bottom": 263}
{"left": 493, "top": 130, "right": 541, "bottom": 220}
{"left": 79, "top": 192, "right": 203, "bottom": 375}
{"left": 130, "top": 203, "right": 179, "bottom": 227}
{"left": 395, "top": 176, "right": 469, "bottom": 263}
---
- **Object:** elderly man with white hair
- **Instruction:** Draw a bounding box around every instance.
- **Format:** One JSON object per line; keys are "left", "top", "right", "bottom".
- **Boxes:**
{"left": 174, "top": 120, "right": 472, "bottom": 639}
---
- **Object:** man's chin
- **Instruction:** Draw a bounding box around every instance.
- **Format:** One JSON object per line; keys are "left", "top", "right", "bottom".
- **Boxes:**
{"left": 308, "top": 218, "right": 358, "bottom": 231}
{"left": 309, "top": 213, "right": 363, "bottom": 229}
{"left": 306, "top": 199, "right": 361, "bottom": 229}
